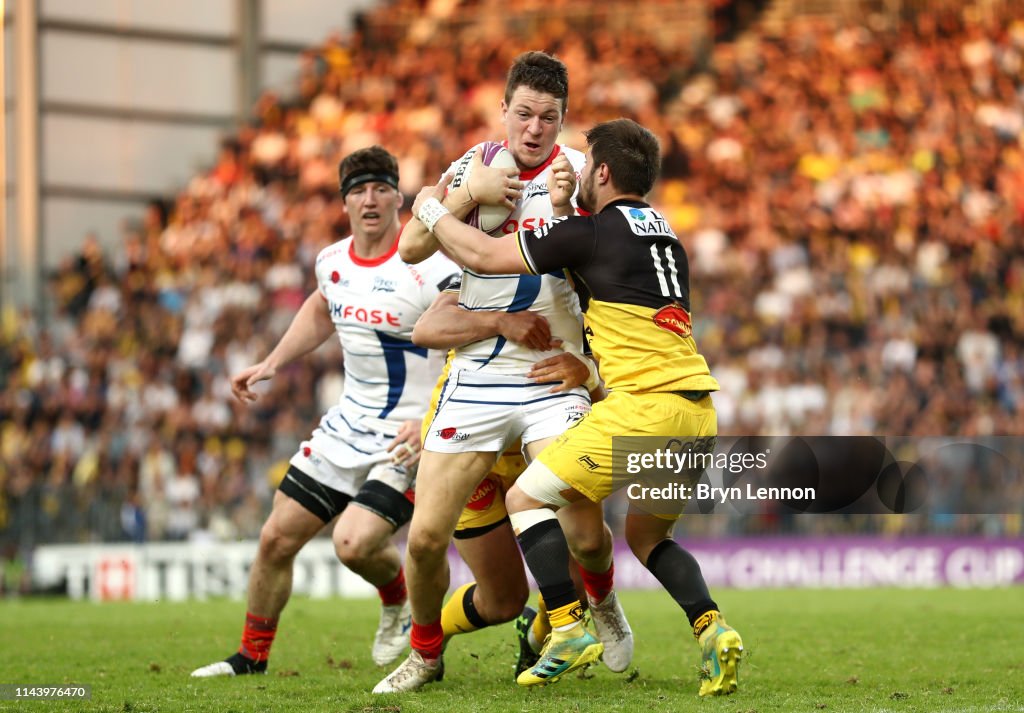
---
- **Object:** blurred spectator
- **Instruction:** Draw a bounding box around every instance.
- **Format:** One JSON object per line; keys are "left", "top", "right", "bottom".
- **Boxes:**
{"left": 2, "top": 1, "right": 1022, "bottom": 557}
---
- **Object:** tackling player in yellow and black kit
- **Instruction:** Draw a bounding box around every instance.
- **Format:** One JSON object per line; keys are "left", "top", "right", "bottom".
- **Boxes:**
{"left": 518, "top": 197, "right": 719, "bottom": 395}
{"left": 515, "top": 197, "right": 721, "bottom": 501}
{"left": 410, "top": 118, "right": 743, "bottom": 697}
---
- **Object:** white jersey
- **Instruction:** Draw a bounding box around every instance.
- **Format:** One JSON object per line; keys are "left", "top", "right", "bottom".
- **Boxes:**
{"left": 446, "top": 143, "right": 588, "bottom": 375}
{"left": 314, "top": 235, "right": 459, "bottom": 438}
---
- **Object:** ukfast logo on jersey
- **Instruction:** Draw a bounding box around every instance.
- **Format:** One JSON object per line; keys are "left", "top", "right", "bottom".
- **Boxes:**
{"left": 619, "top": 206, "right": 675, "bottom": 238}
{"left": 330, "top": 302, "right": 402, "bottom": 326}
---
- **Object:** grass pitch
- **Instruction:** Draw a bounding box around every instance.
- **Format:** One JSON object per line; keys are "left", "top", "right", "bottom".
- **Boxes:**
{"left": 1, "top": 588, "right": 1022, "bottom": 712}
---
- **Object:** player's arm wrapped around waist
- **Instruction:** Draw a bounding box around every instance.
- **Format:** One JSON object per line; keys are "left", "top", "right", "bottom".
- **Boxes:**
{"left": 558, "top": 340, "right": 601, "bottom": 392}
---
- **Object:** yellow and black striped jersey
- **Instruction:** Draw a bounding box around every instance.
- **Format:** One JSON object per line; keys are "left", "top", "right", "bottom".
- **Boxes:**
{"left": 515, "top": 199, "right": 720, "bottom": 394}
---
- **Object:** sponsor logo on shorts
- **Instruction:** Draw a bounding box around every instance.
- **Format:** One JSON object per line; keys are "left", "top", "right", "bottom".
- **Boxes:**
{"left": 465, "top": 476, "right": 498, "bottom": 512}
{"left": 567, "top": 403, "right": 589, "bottom": 413}
{"left": 577, "top": 455, "right": 600, "bottom": 471}
{"left": 653, "top": 303, "right": 692, "bottom": 338}
{"left": 436, "top": 427, "right": 469, "bottom": 442}
{"left": 302, "top": 446, "right": 322, "bottom": 466}
{"left": 566, "top": 412, "right": 586, "bottom": 425}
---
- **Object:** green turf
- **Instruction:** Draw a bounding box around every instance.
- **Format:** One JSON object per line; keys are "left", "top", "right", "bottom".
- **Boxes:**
{"left": 1, "top": 588, "right": 1022, "bottom": 712}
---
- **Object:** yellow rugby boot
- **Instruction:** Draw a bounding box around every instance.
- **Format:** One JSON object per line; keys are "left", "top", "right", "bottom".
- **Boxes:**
{"left": 697, "top": 615, "right": 743, "bottom": 696}
{"left": 516, "top": 623, "right": 603, "bottom": 687}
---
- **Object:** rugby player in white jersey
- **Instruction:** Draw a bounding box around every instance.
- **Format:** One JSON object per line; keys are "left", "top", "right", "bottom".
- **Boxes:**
{"left": 375, "top": 52, "right": 632, "bottom": 694}
{"left": 411, "top": 118, "right": 744, "bottom": 697}
{"left": 191, "top": 147, "right": 467, "bottom": 678}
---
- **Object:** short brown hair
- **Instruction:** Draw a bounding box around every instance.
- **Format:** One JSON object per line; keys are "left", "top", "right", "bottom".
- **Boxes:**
{"left": 584, "top": 119, "right": 661, "bottom": 197}
{"left": 338, "top": 145, "right": 399, "bottom": 197}
{"left": 504, "top": 51, "right": 569, "bottom": 114}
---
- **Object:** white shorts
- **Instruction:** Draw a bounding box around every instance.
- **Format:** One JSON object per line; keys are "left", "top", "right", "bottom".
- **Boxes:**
{"left": 422, "top": 368, "right": 591, "bottom": 454}
{"left": 289, "top": 407, "right": 414, "bottom": 498}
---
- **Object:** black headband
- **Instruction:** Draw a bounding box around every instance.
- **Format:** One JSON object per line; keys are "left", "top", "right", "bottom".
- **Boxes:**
{"left": 340, "top": 171, "right": 399, "bottom": 197}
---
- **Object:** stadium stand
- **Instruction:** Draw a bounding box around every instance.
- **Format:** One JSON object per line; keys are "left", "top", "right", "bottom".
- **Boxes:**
{"left": 1, "top": 1, "right": 1022, "bottom": 584}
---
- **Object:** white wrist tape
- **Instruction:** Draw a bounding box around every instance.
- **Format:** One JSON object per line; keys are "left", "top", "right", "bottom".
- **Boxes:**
{"left": 417, "top": 197, "right": 449, "bottom": 233}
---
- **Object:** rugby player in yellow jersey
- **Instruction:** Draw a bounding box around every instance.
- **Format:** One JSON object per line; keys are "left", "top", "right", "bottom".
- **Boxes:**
{"left": 410, "top": 118, "right": 744, "bottom": 697}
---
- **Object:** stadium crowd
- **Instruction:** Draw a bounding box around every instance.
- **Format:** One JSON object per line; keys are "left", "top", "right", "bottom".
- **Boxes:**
{"left": 1, "top": 2, "right": 1022, "bottom": 570}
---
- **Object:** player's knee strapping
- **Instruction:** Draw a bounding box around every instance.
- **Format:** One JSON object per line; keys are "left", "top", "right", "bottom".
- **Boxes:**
{"left": 515, "top": 460, "right": 574, "bottom": 508}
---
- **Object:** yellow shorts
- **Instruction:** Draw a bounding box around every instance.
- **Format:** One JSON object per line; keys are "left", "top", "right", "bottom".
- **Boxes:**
{"left": 421, "top": 354, "right": 527, "bottom": 538}
{"left": 536, "top": 390, "right": 717, "bottom": 519}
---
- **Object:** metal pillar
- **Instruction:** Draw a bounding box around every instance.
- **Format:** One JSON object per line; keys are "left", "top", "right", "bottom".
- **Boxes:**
{"left": 0, "top": 3, "right": 8, "bottom": 315}
{"left": 237, "top": 0, "right": 261, "bottom": 125}
{"left": 13, "top": 0, "right": 40, "bottom": 313}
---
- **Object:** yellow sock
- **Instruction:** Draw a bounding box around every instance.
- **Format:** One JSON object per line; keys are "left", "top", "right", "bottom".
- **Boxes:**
{"left": 441, "top": 582, "right": 486, "bottom": 638}
{"left": 532, "top": 594, "right": 552, "bottom": 643}
{"left": 548, "top": 600, "right": 585, "bottom": 629}
{"left": 693, "top": 609, "right": 720, "bottom": 640}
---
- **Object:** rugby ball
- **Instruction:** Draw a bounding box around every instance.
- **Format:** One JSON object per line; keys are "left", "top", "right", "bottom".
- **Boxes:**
{"left": 449, "top": 142, "right": 519, "bottom": 234}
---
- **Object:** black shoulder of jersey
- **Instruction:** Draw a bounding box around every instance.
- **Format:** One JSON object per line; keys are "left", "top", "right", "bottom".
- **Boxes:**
{"left": 571, "top": 199, "right": 692, "bottom": 313}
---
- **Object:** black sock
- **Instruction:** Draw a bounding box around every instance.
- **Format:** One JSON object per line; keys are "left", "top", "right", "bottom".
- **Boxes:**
{"left": 226, "top": 651, "right": 268, "bottom": 674}
{"left": 645, "top": 539, "right": 718, "bottom": 626}
{"left": 462, "top": 583, "right": 488, "bottom": 629}
{"left": 516, "top": 519, "right": 578, "bottom": 612}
